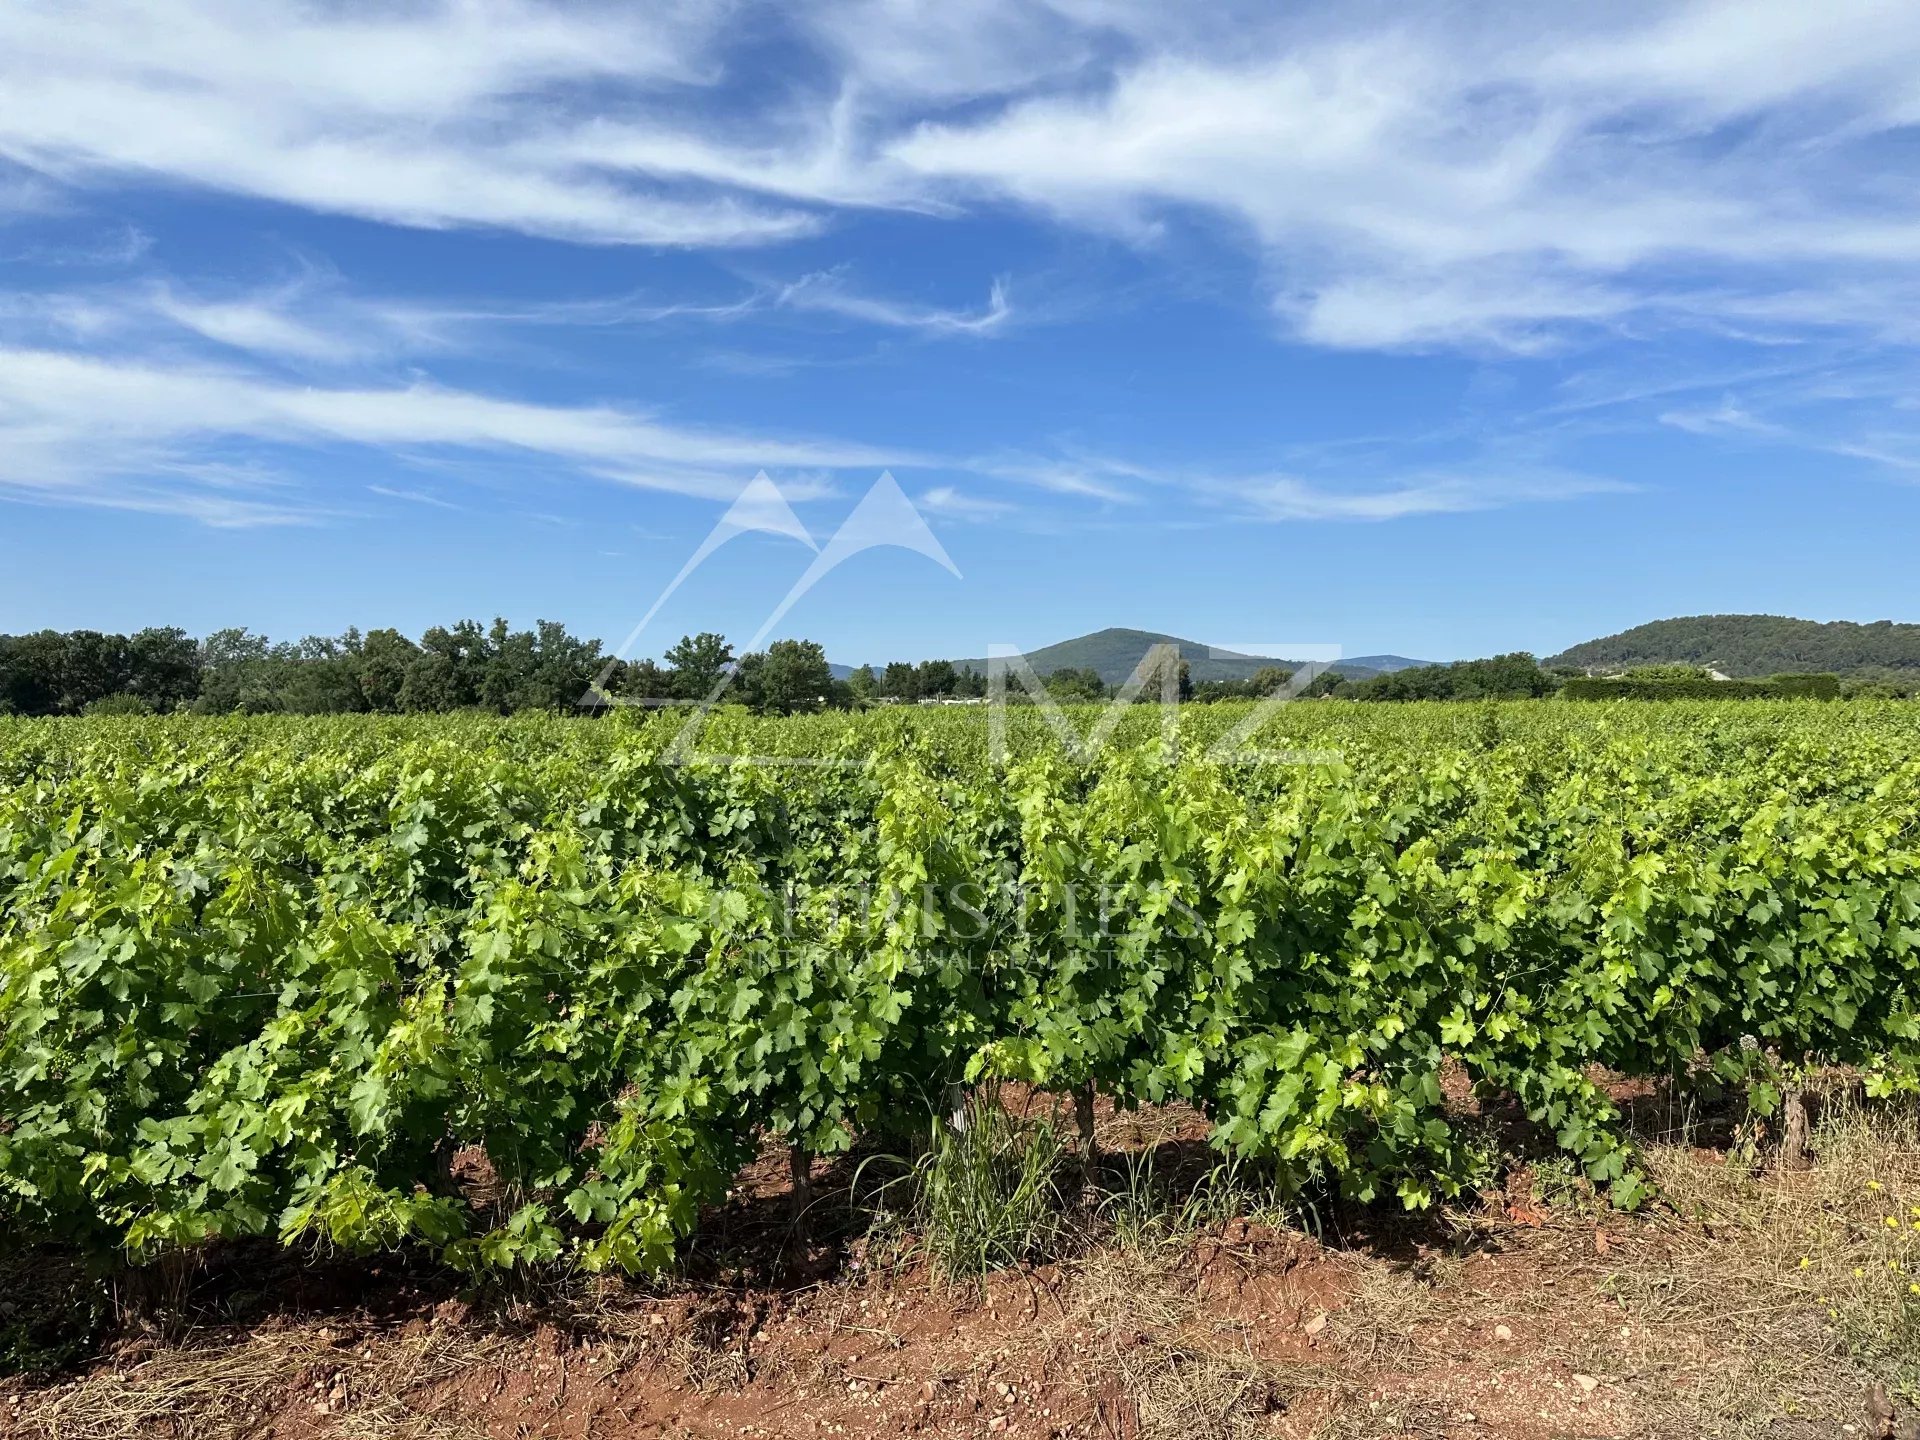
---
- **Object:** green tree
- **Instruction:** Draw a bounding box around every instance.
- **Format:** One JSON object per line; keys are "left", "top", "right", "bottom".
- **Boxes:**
{"left": 1250, "top": 664, "right": 1291, "bottom": 696}
{"left": 126, "top": 627, "right": 200, "bottom": 711}
{"left": 1044, "top": 666, "right": 1107, "bottom": 703}
{"left": 755, "top": 639, "right": 834, "bottom": 714}
{"left": 414, "top": 621, "right": 488, "bottom": 709}
{"left": 195, "top": 629, "right": 278, "bottom": 713}
{"left": 399, "top": 652, "right": 462, "bottom": 713}
{"left": 0, "top": 632, "right": 74, "bottom": 715}
{"left": 617, "top": 658, "right": 674, "bottom": 702}
{"left": 58, "top": 631, "right": 131, "bottom": 713}
{"left": 523, "top": 620, "right": 604, "bottom": 710}
{"left": 480, "top": 617, "right": 524, "bottom": 712}
{"left": 354, "top": 628, "right": 418, "bottom": 712}
{"left": 1123, "top": 649, "right": 1190, "bottom": 704}
{"left": 666, "top": 632, "right": 735, "bottom": 701}
{"left": 1623, "top": 663, "right": 1713, "bottom": 683}
{"left": 82, "top": 693, "right": 153, "bottom": 716}
{"left": 881, "top": 661, "right": 921, "bottom": 701}
{"left": 1343, "top": 653, "right": 1556, "bottom": 702}
{"left": 916, "top": 658, "right": 958, "bottom": 697}
{"left": 267, "top": 637, "right": 364, "bottom": 713}
{"left": 730, "top": 650, "right": 767, "bottom": 710}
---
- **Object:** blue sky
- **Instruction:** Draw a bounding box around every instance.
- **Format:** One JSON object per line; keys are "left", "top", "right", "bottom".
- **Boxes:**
{"left": 4, "top": 0, "right": 1920, "bottom": 666}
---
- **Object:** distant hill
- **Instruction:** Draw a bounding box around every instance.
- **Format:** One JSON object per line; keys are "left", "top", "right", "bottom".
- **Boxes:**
{"left": 947, "top": 628, "right": 1431, "bottom": 686}
{"left": 1343, "top": 655, "right": 1432, "bottom": 674}
{"left": 1549, "top": 614, "right": 1920, "bottom": 677}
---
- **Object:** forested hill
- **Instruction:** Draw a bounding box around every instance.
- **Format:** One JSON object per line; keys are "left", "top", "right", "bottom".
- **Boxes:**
{"left": 952, "top": 627, "right": 1430, "bottom": 685}
{"left": 953, "top": 628, "right": 1275, "bottom": 685}
{"left": 1549, "top": 615, "right": 1920, "bottom": 676}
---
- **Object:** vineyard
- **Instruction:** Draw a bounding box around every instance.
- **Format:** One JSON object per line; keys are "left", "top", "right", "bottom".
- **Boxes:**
{"left": 4, "top": 701, "right": 1920, "bottom": 1281}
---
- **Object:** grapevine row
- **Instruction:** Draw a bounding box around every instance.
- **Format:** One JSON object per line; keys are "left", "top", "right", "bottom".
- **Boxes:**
{"left": 4, "top": 701, "right": 1919, "bottom": 1272}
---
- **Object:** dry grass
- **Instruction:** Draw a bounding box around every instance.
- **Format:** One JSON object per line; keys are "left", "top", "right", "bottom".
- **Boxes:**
{"left": 1068, "top": 1237, "right": 1356, "bottom": 1439}
{"left": 1325, "top": 1254, "right": 1470, "bottom": 1377}
{"left": 1602, "top": 1092, "right": 1920, "bottom": 1435}
{"left": 12, "top": 1329, "right": 336, "bottom": 1440}
{"left": 11, "top": 1322, "right": 507, "bottom": 1440}
{"left": 670, "top": 1317, "right": 752, "bottom": 1393}
{"left": 1121, "top": 1339, "right": 1344, "bottom": 1440}
{"left": 1321, "top": 1091, "right": 1920, "bottom": 1439}
{"left": 335, "top": 1402, "right": 494, "bottom": 1440}
{"left": 1068, "top": 1246, "right": 1191, "bottom": 1334}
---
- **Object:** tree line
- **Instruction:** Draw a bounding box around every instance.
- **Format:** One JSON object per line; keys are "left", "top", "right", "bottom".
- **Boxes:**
{"left": 0, "top": 625, "right": 1335, "bottom": 718}
{"left": 5, "top": 627, "right": 1895, "bottom": 719}
{"left": 0, "top": 623, "right": 1131, "bottom": 718}
{"left": 0, "top": 628, "right": 1655, "bottom": 720}
{"left": 0, "top": 624, "right": 849, "bottom": 718}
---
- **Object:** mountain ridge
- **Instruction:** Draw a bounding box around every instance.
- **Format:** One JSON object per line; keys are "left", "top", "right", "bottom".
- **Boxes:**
{"left": 935, "top": 627, "right": 1432, "bottom": 685}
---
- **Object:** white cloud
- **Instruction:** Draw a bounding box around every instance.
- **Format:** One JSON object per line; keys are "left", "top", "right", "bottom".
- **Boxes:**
{"left": 1234, "top": 470, "right": 1629, "bottom": 523}
{"left": 1282, "top": 269, "right": 1635, "bottom": 354}
{"left": 884, "top": 3, "right": 1920, "bottom": 349}
{"left": 970, "top": 451, "right": 1150, "bottom": 502}
{"left": 11, "top": 0, "right": 1920, "bottom": 528}
{"left": 149, "top": 287, "right": 373, "bottom": 364}
{"left": 534, "top": 90, "right": 920, "bottom": 215}
{"left": 0, "top": 324, "right": 1629, "bottom": 529}
{"left": 0, "top": 167, "right": 64, "bottom": 219}
{"left": 917, "top": 484, "right": 1014, "bottom": 520}
{"left": 1658, "top": 396, "right": 1787, "bottom": 437}
{"left": 367, "top": 484, "right": 466, "bottom": 512}
{"left": 7, "top": 0, "right": 1920, "bottom": 355}
{"left": 1531, "top": 0, "right": 1920, "bottom": 121}
{"left": 0, "top": 344, "right": 915, "bottom": 521}
{"left": 1644, "top": 367, "right": 1920, "bottom": 477}
{"left": 0, "top": 223, "right": 152, "bottom": 268}
{"left": 774, "top": 271, "right": 1012, "bottom": 334}
{"left": 0, "top": 265, "right": 1022, "bottom": 373}
{"left": 0, "top": 272, "right": 450, "bottom": 364}
{"left": 0, "top": 0, "right": 815, "bottom": 246}
{"left": 800, "top": 0, "right": 1112, "bottom": 101}
{"left": 966, "top": 441, "right": 1628, "bottom": 522}
{"left": 433, "top": 268, "right": 1018, "bottom": 338}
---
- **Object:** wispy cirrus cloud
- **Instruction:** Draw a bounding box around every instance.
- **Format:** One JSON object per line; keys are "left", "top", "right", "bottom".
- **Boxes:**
{"left": 148, "top": 285, "right": 384, "bottom": 364}
{"left": 1232, "top": 469, "right": 1630, "bottom": 523}
{"left": 0, "top": 308, "right": 1633, "bottom": 531}
{"left": 0, "top": 263, "right": 1021, "bottom": 376}
{"left": 0, "top": 272, "right": 478, "bottom": 364}
{"left": 1658, "top": 396, "right": 1788, "bottom": 438}
{"left": 916, "top": 484, "right": 1014, "bottom": 521}
{"left": 970, "top": 438, "right": 1628, "bottom": 523}
{"left": 10, "top": 0, "right": 1920, "bottom": 537}
{"left": 0, "top": 343, "right": 915, "bottom": 522}
{"left": 8, "top": 0, "right": 1920, "bottom": 358}
{"left": 0, "top": 0, "right": 815, "bottom": 247}
{"left": 367, "top": 484, "right": 466, "bottom": 512}
{"left": 969, "top": 451, "right": 1149, "bottom": 503}
{"left": 882, "top": 1, "right": 1920, "bottom": 352}
{"left": 773, "top": 271, "right": 1012, "bottom": 335}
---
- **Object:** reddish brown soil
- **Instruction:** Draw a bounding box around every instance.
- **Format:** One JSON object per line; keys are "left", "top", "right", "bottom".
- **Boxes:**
{"left": 0, "top": 1090, "right": 1869, "bottom": 1440}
